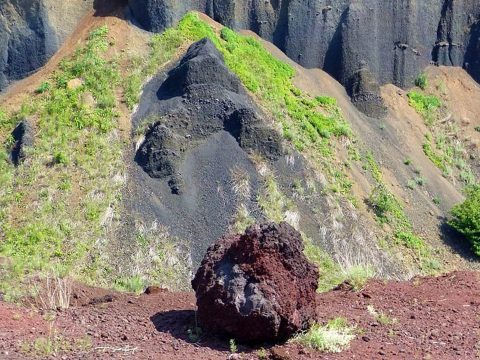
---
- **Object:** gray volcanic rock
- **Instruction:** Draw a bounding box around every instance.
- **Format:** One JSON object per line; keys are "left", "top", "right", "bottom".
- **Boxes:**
{"left": 191, "top": 222, "right": 319, "bottom": 342}
{"left": 348, "top": 67, "right": 387, "bottom": 119}
{"left": 135, "top": 38, "right": 283, "bottom": 194}
{"left": 0, "top": 0, "right": 94, "bottom": 91}
{"left": 129, "top": 0, "right": 480, "bottom": 115}
{"left": 10, "top": 119, "right": 34, "bottom": 166}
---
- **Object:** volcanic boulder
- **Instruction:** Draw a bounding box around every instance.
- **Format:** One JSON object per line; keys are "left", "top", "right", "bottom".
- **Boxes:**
{"left": 191, "top": 222, "right": 319, "bottom": 343}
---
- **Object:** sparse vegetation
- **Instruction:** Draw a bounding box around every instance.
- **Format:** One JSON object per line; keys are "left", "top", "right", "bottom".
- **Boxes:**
{"left": 363, "top": 153, "right": 434, "bottom": 269}
{"left": 304, "top": 238, "right": 375, "bottom": 292}
{"left": 257, "top": 172, "right": 296, "bottom": 225}
{"left": 450, "top": 185, "right": 480, "bottom": 256}
{"left": 342, "top": 265, "right": 375, "bottom": 291}
{"left": 414, "top": 73, "right": 428, "bottom": 90}
{"left": 367, "top": 305, "right": 397, "bottom": 326}
{"left": 229, "top": 339, "right": 238, "bottom": 353}
{"left": 407, "top": 91, "right": 441, "bottom": 126}
{"left": 21, "top": 320, "right": 91, "bottom": 357}
{"left": 407, "top": 88, "right": 475, "bottom": 186}
{"left": 294, "top": 317, "right": 356, "bottom": 353}
{"left": 0, "top": 26, "right": 125, "bottom": 300}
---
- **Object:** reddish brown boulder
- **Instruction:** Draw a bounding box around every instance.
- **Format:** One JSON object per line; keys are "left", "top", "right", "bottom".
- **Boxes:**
{"left": 191, "top": 222, "right": 319, "bottom": 343}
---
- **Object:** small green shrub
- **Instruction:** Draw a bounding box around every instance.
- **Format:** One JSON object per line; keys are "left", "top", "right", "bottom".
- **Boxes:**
{"left": 229, "top": 339, "right": 238, "bottom": 353}
{"left": 368, "top": 185, "right": 407, "bottom": 227}
{"left": 367, "top": 305, "right": 397, "bottom": 326}
{"left": 294, "top": 317, "right": 356, "bottom": 353}
{"left": 450, "top": 185, "right": 480, "bottom": 256}
{"left": 414, "top": 73, "right": 428, "bottom": 90}
{"left": 342, "top": 265, "right": 375, "bottom": 291}
{"left": 113, "top": 276, "right": 145, "bottom": 294}
{"left": 407, "top": 91, "right": 441, "bottom": 125}
{"left": 395, "top": 231, "right": 425, "bottom": 250}
{"left": 35, "top": 82, "right": 51, "bottom": 94}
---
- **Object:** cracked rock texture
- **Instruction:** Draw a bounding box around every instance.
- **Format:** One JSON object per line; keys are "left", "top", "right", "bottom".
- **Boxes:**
{"left": 191, "top": 222, "right": 319, "bottom": 343}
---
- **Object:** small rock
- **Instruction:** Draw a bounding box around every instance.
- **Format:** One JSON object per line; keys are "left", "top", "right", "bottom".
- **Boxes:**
{"left": 89, "top": 295, "right": 114, "bottom": 305}
{"left": 362, "top": 336, "right": 371, "bottom": 342}
{"left": 67, "top": 78, "right": 84, "bottom": 90}
{"left": 227, "top": 354, "right": 242, "bottom": 360}
{"left": 80, "top": 91, "right": 96, "bottom": 108}
{"left": 270, "top": 347, "right": 291, "bottom": 360}
{"left": 144, "top": 286, "right": 168, "bottom": 295}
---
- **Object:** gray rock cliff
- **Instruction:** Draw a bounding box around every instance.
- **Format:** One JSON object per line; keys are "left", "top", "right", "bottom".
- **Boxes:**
{"left": 0, "top": 0, "right": 93, "bottom": 91}
{"left": 129, "top": 0, "right": 480, "bottom": 100}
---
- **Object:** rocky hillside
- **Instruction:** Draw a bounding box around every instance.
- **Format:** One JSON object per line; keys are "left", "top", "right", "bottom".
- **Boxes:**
{"left": 3, "top": 1, "right": 480, "bottom": 103}
{"left": 129, "top": 0, "right": 480, "bottom": 102}
{"left": 0, "top": 1, "right": 479, "bottom": 359}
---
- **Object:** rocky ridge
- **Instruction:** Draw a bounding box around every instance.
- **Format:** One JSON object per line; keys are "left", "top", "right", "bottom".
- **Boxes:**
{"left": 129, "top": 0, "right": 480, "bottom": 115}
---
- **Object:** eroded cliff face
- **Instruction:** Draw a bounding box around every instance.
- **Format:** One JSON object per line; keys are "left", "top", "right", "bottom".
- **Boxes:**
{"left": 129, "top": 0, "right": 480, "bottom": 94}
{"left": 0, "top": 0, "right": 93, "bottom": 91}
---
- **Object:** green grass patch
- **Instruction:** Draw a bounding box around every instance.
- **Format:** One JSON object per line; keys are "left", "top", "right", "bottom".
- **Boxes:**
{"left": 407, "top": 91, "right": 441, "bottom": 125}
{"left": 0, "top": 26, "right": 124, "bottom": 299}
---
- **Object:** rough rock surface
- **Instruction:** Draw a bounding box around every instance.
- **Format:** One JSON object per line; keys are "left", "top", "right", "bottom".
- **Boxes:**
{"left": 191, "top": 222, "right": 319, "bottom": 343}
{"left": 0, "top": 0, "right": 94, "bottom": 91}
{"left": 10, "top": 119, "right": 34, "bottom": 166}
{"left": 129, "top": 0, "right": 480, "bottom": 114}
{"left": 348, "top": 67, "right": 387, "bottom": 119}
{"left": 135, "top": 37, "right": 282, "bottom": 193}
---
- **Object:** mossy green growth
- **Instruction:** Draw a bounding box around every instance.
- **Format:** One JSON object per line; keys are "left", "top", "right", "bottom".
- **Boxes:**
{"left": 450, "top": 185, "right": 480, "bottom": 256}
{"left": 407, "top": 91, "right": 441, "bottom": 125}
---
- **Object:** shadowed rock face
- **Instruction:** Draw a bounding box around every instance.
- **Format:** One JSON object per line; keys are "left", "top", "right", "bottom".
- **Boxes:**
{"left": 0, "top": 0, "right": 94, "bottom": 91}
{"left": 128, "top": 0, "right": 480, "bottom": 109}
{"left": 191, "top": 222, "right": 319, "bottom": 343}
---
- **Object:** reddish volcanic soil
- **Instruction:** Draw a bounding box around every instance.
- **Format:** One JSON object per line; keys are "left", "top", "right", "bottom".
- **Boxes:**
{"left": 0, "top": 271, "right": 479, "bottom": 359}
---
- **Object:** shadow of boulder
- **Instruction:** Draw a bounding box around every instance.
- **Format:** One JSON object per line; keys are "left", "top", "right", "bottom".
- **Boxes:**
{"left": 439, "top": 220, "right": 478, "bottom": 262}
{"left": 150, "top": 310, "right": 229, "bottom": 352}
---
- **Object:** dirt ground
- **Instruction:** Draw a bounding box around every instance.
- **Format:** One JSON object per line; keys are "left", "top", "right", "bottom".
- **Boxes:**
{"left": 0, "top": 271, "right": 478, "bottom": 359}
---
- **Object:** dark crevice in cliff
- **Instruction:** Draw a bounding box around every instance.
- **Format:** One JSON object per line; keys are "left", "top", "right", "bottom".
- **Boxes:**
{"left": 271, "top": 0, "right": 289, "bottom": 52}
{"left": 323, "top": 8, "right": 347, "bottom": 82}
{"left": 464, "top": 20, "right": 480, "bottom": 83}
